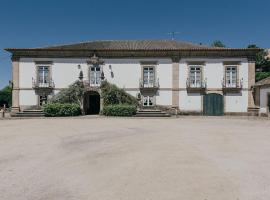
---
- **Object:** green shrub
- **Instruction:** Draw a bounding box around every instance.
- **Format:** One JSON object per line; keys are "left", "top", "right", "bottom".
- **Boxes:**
{"left": 42, "top": 103, "right": 81, "bottom": 117}
{"left": 100, "top": 81, "right": 138, "bottom": 106}
{"left": 102, "top": 105, "right": 137, "bottom": 116}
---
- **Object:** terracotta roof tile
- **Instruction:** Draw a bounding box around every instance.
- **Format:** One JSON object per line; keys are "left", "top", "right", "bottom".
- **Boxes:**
{"left": 41, "top": 40, "right": 212, "bottom": 50}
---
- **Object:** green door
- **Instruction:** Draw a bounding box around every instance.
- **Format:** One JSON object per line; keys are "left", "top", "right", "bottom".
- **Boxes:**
{"left": 203, "top": 93, "right": 224, "bottom": 116}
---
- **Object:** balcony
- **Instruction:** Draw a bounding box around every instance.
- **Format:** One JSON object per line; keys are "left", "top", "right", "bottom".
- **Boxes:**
{"left": 139, "top": 78, "right": 159, "bottom": 94}
{"left": 222, "top": 78, "right": 243, "bottom": 93}
{"left": 186, "top": 78, "right": 207, "bottom": 93}
{"left": 82, "top": 79, "right": 101, "bottom": 92}
{"left": 32, "top": 78, "right": 55, "bottom": 95}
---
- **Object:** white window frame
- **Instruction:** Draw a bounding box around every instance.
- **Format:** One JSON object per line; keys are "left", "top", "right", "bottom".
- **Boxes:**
{"left": 36, "top": 65, "right": 50, "bottom": 87}
{"left": 225, "top": 65, "right": 237, "bottom": 87}
{"left": 39, "top": 95, "right": 48, "bottom": 106}
{"left": 142, "top": 65, "right": 156, "bottom": 87}
{"left": 189, "top": 65, "right": 202, "bottom": 88}
{"left": 89, "top": 64, "right": 101, "bottom": 86}
{"left": 143, "top": 95, "right": 155, "bottom": 107}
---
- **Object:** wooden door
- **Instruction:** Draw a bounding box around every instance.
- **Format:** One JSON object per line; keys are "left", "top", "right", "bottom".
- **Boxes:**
{"left": 203, "top": 93, "right": 224, "bottom": 116}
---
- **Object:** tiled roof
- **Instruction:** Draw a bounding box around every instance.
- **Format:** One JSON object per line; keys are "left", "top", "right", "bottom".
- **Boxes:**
{"left": 255, "top": 76, "right": 270, "bottom": 86}
{"left": 40, "top": 40, "right": 212, "bottom": 50}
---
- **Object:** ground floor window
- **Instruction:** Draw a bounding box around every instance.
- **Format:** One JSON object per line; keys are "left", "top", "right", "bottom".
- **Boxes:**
{"left": 39, "top": 95, "right": 48, "bottom": 106}
{"left": 143, "top": 96, "right": 154, "bottom": 107}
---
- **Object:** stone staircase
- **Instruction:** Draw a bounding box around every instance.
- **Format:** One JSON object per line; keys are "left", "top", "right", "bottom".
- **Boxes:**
{"left": 11, "top": 110, "right": 45, "bottom": 118}
{"left": 136, "top": 109, "right": 171, "bottom": 117}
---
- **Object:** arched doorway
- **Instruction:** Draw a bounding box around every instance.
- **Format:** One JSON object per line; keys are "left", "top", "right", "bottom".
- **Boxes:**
{"left": 203, "top": 93, "right": 224, "bottom": 116}
{"left": 84, "top": 91, "right": 100, "bottom": 115}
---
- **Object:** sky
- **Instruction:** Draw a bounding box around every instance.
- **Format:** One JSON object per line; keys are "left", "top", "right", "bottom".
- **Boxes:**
{"left": 0, "top": 0, "right": 269, "bottom": 89}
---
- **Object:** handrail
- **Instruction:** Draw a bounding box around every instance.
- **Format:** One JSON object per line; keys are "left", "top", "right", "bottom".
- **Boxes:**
{"left": 32, "top": 78, "right": 55, "bottom": 88}
{"left": 186, "top": 78, "right": 207, "bottom": 88}
{"left": 222, "top": 78, "right": 243, "bottom": 88}
{"left": 139, "top": 78, "right": 159, "bottom": 88}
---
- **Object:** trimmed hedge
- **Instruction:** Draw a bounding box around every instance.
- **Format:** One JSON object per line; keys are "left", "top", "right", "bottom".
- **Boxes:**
{"left": 102, "top": 105, "right": 136, "bottom": 116}
{"left": 42, "top": 103, "right": 81, "bottom": 117}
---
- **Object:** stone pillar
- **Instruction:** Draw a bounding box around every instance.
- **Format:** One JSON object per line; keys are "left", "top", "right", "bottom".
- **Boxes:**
{"left": 248, "top": 61, "right": 256, "bottom": 109}
{"left": 172, "top": 57, "right": 180, "bottom": 108}
{"left": 11, "top": 56, "right": 20, "bottom": 113}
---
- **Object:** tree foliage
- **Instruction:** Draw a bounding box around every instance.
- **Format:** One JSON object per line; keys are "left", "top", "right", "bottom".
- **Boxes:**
{"left": 247, "top": 44, "right": 270, "bottom": 69}
{"left": 255, "top": 72, "right": 270, "bottom": 82}
{"left": 49, "top": 81, "right": 86, "bottom": 112}
{"left": 0, "top": 86, "right": 12, "bottom": 108}
{"left": 100, "top": 80, "right": 138, "bottom": 106}
{"left": 211, "top": 40, "right": 226, "bottom": 48}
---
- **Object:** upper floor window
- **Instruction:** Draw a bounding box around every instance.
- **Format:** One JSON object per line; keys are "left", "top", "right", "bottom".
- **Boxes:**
{"left": 225, "top": 66, "right": 237, "bottom": 87}
{"left": 189, "top": 66, "right": 202, "bottom": 87}
{"left": 90, "top": 64, "right": 101, "bottom": 86}
{"left": 38, "top": 66, "right": 49, "bottom": 87}
{"left": 143, "top": 66, "right": 155, "bottom": 87}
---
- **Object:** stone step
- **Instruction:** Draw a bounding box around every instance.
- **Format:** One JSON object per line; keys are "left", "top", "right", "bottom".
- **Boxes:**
{"left": 135, "top": 113, "right": 171, "bottom": 117}
{"left": 11, "top": 110, "right": 45, "bottom": 117}
{"left": 136, "top": 109, "right": 170, "bottom": 117}
{"left": 137, "top": 110, "right": 163, "bottom": 113}
{"left": 23, "top": 110, "right": 43, "bottom": 113}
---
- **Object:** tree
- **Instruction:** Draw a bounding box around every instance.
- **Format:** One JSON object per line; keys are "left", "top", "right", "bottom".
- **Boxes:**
{"left": 255, "top": 72, "right": 270, "bottom": 82}
{"left": 211, "top": 40, "right": 226, "bottom": 48}
{"left": 247, "top": 44, "right": 270, "bottom": 70}
{"left": 247, "top": 44, "right": 259, "bottom": 49}
{"left": 0, "top": 86, "right": 12, "bottom": 108}
{"left": 49, "top": 81, "right": 86, "bottom": 113}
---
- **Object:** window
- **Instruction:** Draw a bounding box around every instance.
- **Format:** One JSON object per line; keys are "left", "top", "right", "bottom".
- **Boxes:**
{"left": 143, "top": 67, "right": 155, "bottom": 87}
{"left": 39, "top": 95, "right": 48, "bottom": 106}
{"left": 90, "top": 65, "right": 101, "bottom": 86}
{"left": 38, "top": 66, "right": 49, "bottom": 87}
{"left": 143, "top": 96, "right": 154, "bottom": 107}
{"left": 225, "top": 66, "right": 237, "bottom": 87}
{"left": 189, "top": 66, "right": 202, "bottom": 87}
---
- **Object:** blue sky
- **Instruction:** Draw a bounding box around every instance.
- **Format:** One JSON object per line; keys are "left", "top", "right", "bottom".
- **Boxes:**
{"left": 0, "top": 0, "right": 269, "bottom": 89}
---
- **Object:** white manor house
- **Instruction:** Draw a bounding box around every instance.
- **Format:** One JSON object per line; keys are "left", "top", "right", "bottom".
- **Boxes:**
{"left": 5, "top": 40, "right": 260, "bottom": 116}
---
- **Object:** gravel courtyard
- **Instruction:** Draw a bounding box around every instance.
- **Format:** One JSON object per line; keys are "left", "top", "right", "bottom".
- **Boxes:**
{"left": 0, "top": 117, "right": 270, "bottom": 200}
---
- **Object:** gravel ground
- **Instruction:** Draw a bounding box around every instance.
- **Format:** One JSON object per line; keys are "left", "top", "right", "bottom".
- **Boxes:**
{"left": 0, "top": 116, "right": 270, "bottom": 200}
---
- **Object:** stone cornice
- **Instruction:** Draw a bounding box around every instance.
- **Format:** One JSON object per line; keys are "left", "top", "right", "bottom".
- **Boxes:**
{"left": 5, "top": 48, "right": 261, "bottom": 60}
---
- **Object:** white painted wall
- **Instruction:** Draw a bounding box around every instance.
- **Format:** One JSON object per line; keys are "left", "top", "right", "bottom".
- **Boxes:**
{"left": 225, "top": 91, "right": 248, "bottom": 112}
{"left": 179, "top": 91, "right": 202, "bottom": 111}
{"left": 19, "top": 90, "right": 36, "bottom": 106}
{"left": 156, "top": 90, "right": 172, "bottom": 106}
{"left": 18, "top": 57, "right": 250, "bottom": 112}
{"left": 259, "top": 87, "right": 270, "bottom": 113}
{"left": 179, "top": 58, "right": 249, "bottom": 112}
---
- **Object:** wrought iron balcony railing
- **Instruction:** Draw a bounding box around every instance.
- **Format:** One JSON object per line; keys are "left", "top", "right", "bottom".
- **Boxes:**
{"left": 139, "top": 78, "right": 159, "bottom": 88}
{"left": 186, "top": 78, "right": 207, "bottom": 89}
{"left": 32, "top": 78, "right": 55, "bottom": 89}
{"left": 222, "top": 78, "right": 243, "bottom": 88}
{"left": 222, "top": 78, "right": 243, "bottom": 93}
